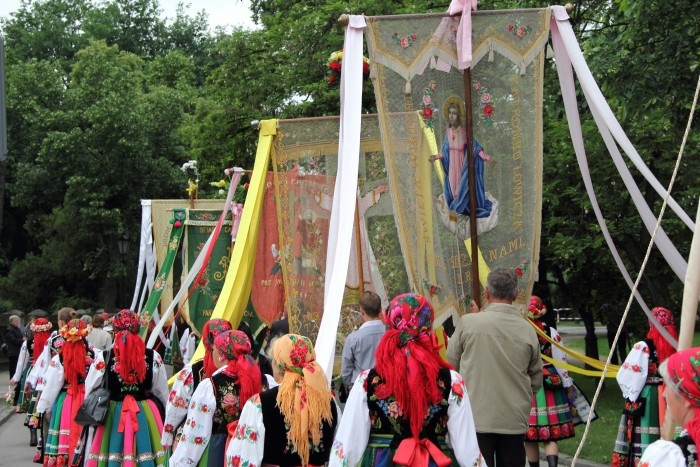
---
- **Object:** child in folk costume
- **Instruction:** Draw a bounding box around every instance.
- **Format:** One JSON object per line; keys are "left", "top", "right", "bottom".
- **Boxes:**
{"left": 162, "top": 318, "right": 233, "bottom": 449}
{"left": 524, "top": 296, "right": 576, "bottom": 467}
{"left": 84, "top": 310, "right": 169, "bottom": 467}
{"left": 226, "top": 333, "right": 340, "bottom": 467}
{"left": 612, "top": 306, "right": 678, "bottom": 466}
{"left": 330, "top": 292, "right": 484, "bottom": 467}
{"left": 10, "top": 318, "right": 52, "bottom": 448}
{"left": 170, "top": 330, "right": 264, "bottom": 466}
{"left": 36, "top": 319, "right": 94, "bottom": 467}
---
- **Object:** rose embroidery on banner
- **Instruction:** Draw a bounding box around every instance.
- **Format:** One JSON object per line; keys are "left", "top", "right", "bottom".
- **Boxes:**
{"left": 473, "top": 82, "right": 496, "bottom": 127}
{"left": 507, "top": 22, "right": 533, "bottom": 38}
{"left": 392, "top": 32, "right": 417, "bottom": 48}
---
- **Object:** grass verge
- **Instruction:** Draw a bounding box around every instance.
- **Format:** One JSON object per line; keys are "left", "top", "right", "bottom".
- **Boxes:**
{"left": 555, "top": 330, "right": 700, "bottom": 464}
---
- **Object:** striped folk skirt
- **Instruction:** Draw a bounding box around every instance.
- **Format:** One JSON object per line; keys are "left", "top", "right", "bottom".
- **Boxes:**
{"left": 525, "top": 367, "right": 576, "bottom": 442}
{"left": 612, "top": 384, "right": 661, "bottom": 467}
{"left": 86, "top": 396, "right": 165, "bottom": 467}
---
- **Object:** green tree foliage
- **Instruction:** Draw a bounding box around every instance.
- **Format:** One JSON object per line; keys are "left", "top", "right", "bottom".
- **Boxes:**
{"left": 0, "top": 0, "right": 696, "bottom": 325}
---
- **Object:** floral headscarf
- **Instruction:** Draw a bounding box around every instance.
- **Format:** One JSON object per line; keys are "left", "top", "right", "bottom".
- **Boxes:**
{"left": 665, "top": 347, "right": 700, "bottom": 445}
{"left": 48, "top": 334, "right": 65, "bottom": 355}
{"left": 59, "top": 319, "right": 91, "bottom": 394}
{"left": 527, "top": 295, "right": 547, "bottom": 320}
{"left": 214, "top": 330, "right": 262, "bottom": 409}
{"left": 112, "top": 309, "right": 140, "bottom": 334}
{"left": 203, "top": 319, "right": 233, "bottom": 378}
{"left": 272, "top": 334, "right": 332, "bottom": 466}
{"left": 648, "top": 306, "right": 678, "bottom": 363}
{"left": 375, "top": 293, "right": 451, "bottom": 442}
{"left": 112, "top": 310, "right": 146, "bottom": 384}
{"left": 382, "top": 292, "right": 433, "bottom": 346}
{"left": 30, "top": 318, "right": 52, "bottom": 362}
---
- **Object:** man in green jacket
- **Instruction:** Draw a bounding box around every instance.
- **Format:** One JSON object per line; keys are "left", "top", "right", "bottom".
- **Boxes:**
{"left": 447, "top": 268, "right": 543, "bottom": 467}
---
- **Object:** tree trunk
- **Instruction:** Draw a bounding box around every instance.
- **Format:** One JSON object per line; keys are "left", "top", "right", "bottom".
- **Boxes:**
{"left": 579, "top": 304, "right": 600, "bottom": 368}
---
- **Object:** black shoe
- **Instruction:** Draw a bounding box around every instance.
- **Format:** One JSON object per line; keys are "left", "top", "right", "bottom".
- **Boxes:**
{"left": 29, "top": 428, "right": 37, "bottom": 447}
{"left": 546, "top": 455, "right": 558, "bottom": 467}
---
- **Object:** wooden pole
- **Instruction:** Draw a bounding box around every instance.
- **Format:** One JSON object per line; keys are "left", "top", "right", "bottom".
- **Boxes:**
{"left": 463, "top": 68, "right": 481, "bottom": 308}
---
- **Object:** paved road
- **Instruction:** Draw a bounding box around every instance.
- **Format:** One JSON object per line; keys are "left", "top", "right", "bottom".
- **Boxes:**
{"left": 0, "top": 365, "right": 37, "bottom": 466}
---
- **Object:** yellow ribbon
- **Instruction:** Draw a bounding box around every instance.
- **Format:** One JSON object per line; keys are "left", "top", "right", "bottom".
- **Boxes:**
{"left": 528, "top": 319, "right": 620, "bottom": 378}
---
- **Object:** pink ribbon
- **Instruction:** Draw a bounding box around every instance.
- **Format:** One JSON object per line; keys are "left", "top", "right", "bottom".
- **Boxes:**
{"left": 393, "top": 437, "right": 453, "bottom": 467}
{"left": 118, "top": 395, "right": 141, "bottom": 433}
{"left": 448, "top": 0, "right": 478, "bottom": 69}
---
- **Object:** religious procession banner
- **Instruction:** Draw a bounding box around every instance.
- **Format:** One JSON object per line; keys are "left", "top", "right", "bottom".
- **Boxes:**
{"left": 365, "top": 8, "right": 548, "bottom": 314}
{"left": 272, "top": 116, "right": 409, "bottom": 343}
{"left": 150, "top": 200, "right": 226, "bottom": 316}
{"left": 250, "top": 172, "right": 286, "bottom": 326}
{"left": 181, "top": 209, "right": 234, "bottom": 333}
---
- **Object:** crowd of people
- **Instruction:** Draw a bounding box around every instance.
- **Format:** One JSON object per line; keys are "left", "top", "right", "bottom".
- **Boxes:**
{"left": 2, "top": 267, "right": 697, "bottom": 467}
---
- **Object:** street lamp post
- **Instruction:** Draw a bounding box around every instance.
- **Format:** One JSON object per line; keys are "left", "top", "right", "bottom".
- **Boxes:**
{"left": 117, "top": 233, "right": 130, "bottom": 262}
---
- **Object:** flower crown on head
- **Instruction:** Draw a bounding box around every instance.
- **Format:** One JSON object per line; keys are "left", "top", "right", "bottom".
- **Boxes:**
{"left": 30, "top": 320, "right": 52, "bottom": 333}
{"left": 59, "top": 322, "right": 91, "bottom": 343}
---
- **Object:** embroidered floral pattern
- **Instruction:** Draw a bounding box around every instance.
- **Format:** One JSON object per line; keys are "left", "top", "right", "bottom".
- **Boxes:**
{"left": 366, "top": 369, "right": 451, "bottom": 437}
{"left": 212, "top": 375, "right": 244, "bottom": 430}
{"left": 507, "top": 22, "right": 532, "bottom": 38}
{"left": 422, "top": 278, "right": 444, "bottom": 297}
{"left": 112, "top": 357, "right": 150, "bottom": 393}
{"left": 421, "top": 81, "right": 437, "bottom": 128}
{"left": 511, "top": 258, "right": 530, "bottom": 278}
{"left": 331, "top": 439, "right": 348, "bottom": 467}
{"left": 392, "top": 32, "right": 417, "bottom": 48}
{"left": 471, "top": 81, "right": 495, "bottom": 127}
{"left": 233, "top": 423, "right": 260, "bottom": 443}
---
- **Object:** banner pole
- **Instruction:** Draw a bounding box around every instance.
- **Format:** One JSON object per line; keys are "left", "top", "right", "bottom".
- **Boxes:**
{"left": 463, "top": 67, "right": 481, "bottom": 308}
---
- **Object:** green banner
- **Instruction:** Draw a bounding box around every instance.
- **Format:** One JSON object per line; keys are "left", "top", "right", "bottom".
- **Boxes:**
{"left": 140, "top": 208, "right": 186, "bottom": 337}
{"left": 184, "top": 209, "right": 233, "bottom": 334}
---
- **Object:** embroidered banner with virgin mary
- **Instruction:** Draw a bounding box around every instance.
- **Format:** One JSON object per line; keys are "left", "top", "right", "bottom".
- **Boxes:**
{"left": 365, "top": 8, "right": 549, "bottom": 317}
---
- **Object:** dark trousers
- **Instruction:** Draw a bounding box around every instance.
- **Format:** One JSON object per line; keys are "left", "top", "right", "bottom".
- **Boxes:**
{"left": 476, "top": 432, "right": 526, "bottom": 467}
{"left": 8, "top": 355, "right": 21, "bottom": 404}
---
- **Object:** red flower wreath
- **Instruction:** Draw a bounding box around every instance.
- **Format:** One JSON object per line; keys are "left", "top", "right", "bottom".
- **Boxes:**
{"left": 327, "top": 50, "right": 370, "bottom": 84}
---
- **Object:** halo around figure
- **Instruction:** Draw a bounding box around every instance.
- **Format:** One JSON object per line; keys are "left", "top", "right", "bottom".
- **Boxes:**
{"left": 443, "top": 95, "right": 466, "bottom": 124}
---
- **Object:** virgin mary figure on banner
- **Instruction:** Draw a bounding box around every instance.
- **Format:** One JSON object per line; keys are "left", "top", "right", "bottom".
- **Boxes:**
{"left": 432, "top": 96, "right": 499, "bottom": 239}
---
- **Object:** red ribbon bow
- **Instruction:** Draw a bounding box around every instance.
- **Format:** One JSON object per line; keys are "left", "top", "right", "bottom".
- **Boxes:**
{"left": 393, "top": 437, "right": 452, "bottom": 467}
{"left": 118, "top": 395, "right": 141, "bottom": 433}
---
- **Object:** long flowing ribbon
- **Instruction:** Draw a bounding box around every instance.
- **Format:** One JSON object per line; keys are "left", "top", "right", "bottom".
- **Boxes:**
{"left": 118, "top": 395, "right": 141, "bottom": 432}
{"left": 448, "top": 0, "right": 477, "bottom": 69}
{"left": 541, "top": 354, "right": 617, "bottom": 378}
{"left": 185, "top": 120, "right": 275, "bottom": 363}
{"left": 139, "top": 209, "right": 186, "bottom": 337}
{"left": 190, "top": 169, "right": 243, "bottom": 294}
{"left": 528, "top": 319, "right": 620, "bottom": 372}
{"left": 316, "top": 15, "right": 366, "bottom": 381}
{"left": 549, "top": 6, "right": 678, "bottom": 348}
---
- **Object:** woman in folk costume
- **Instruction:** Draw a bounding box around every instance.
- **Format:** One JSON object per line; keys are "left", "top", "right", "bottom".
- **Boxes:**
{"left": 524, "top": 296, "right": 576, "bottom": 467}
{"left": 10, "top": 318, "right": 52, "bottom": 447}
{"left": 640, "top": 347, "right": 700, "bottom": 466}
{"left": 162, "top": 318, "right": 233, "bottom": 448}
{"left": 225, "top": 333, "right": 340, "bottom": 467}
{"left": 85, "top": 310, "right": 169, "bottom": 467}
{"left": 330, "top": 292, "right": 483, "bottom": 467}
{"left": 612, "top": 306, "right": 678, "bottom": 466}
{"left": 170, "top": 330, "right": 263, "bottom": 466}
{"left": 36, "top": 319, "right": 94, "bottom": 467}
